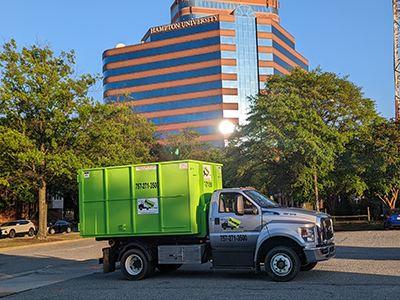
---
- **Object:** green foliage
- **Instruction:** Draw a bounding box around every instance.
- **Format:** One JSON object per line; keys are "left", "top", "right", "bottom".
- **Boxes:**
{"left": 159, "top": 126, "right": 223, "bottom": 162}
{"left": 0, "top": 40, "right": 156, "bottom": 236}
{"left": 225, "top": 67, "right": 380, "bottom": 209}
{"left": 361, "top": 119, "right": 400, "bottom": 208}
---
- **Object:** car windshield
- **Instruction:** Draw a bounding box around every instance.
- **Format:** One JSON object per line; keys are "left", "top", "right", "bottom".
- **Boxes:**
{"left": 1, "top": 221, "right": 17, "bottom": 226}
{"left": 243, "top": 190, "right": 279, "bottom": 208}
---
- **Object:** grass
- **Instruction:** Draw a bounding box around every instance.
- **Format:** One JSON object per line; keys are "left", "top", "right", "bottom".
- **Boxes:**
{"left": 0, "top": 232, "right": 83, "bottom": 249}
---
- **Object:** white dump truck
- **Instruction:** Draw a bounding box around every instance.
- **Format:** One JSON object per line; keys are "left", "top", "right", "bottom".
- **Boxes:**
{"left": 78, "top": 160, "right": 335, "bottom": 282}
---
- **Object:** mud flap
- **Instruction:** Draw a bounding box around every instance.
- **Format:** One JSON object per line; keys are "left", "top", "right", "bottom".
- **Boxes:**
{"left": 102, "top": 247, "right": 116, "bottom": 274}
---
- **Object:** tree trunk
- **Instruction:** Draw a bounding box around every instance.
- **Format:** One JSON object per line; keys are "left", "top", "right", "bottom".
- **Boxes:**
{"left": 378, "top": 188, "right": 399, "bottom": 209}
{"left": 326, "top": 191, "right": 337, "bottom": 215}
{"left": 36, "top": 179, "right": 48, "bottom": 239}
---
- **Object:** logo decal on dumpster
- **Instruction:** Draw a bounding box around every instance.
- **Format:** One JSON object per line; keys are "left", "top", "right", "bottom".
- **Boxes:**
{"left": 138, "top": 198, "right": 158, "bottom": 214}
{"left": 203, "top": 165, "right": 212, "bottom": 181}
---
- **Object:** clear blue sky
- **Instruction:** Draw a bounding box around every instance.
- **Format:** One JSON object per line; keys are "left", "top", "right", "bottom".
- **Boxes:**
{"left": 1, "top": 0, "right": 394, "bottom": 119}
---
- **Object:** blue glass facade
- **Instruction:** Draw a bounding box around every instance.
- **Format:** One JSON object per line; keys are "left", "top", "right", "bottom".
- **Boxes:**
{"left": 104, "top": 66, "right": 222, "bottom": 91}
{"left": 134, "top": 96, "right": 223, "bottom": 114}
{"left": 104, "top": 51, "right": 221, "bottom": 78}
{"left": 234, "top": 6, "right": 259, "bottom": 123}
{"left": 105, "top": 81, "right": 223, "bottom": 103}
{"left": 103, "top": 1, "right": 308, "bottom": 143}
{"left": 103, "top": 37, "right": 220, "bottom": 64}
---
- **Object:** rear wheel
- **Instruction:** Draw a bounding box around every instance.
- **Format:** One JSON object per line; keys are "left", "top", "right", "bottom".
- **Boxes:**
{"left": 121, "top": 249, "right": 155, "bottom": 280}
{"left": 300, "top": 262, "right": 317, "bottom": 271}
{"left": 9, "top": 230, "right": 16, "bottom": 238}
{"left": 156, "top": 264, "right": 182, "bottom": 272}
{"left": 264, "top": 246, "right": 300, "bottom": 282}
{"left": 28, "top": 228, "right": 35, "bottom": 237}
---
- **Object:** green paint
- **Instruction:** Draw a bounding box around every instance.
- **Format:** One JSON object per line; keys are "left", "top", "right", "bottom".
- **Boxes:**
{"left": 78, "top": 160, "right": 222, "bottom": 238}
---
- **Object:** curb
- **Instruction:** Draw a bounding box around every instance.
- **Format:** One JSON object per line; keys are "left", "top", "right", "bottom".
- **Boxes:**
{"left": 0, "top": 237, "right": 94, "bottom": 252}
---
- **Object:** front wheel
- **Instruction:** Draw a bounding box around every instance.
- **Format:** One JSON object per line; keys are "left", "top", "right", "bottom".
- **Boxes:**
{"left": 121, "top": 249, "right": 155, "bottom": 280}
{"left": 264, "top": 246, "right": 300, "bottom": 282}
{"left": 9, "top": 230, "right": 16, "bottom": 238}
{"left": 300, "top": 262, "right": 317, "bottom": 271}
{"left": 66, "top": 227, "right": 72, "bottom": 233}
{"left": 49, "top": 228, "right": 56, "bottom": 234}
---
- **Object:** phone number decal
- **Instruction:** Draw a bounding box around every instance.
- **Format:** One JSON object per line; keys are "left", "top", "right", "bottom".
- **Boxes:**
{"left": 135, "top": 182, "right": 159, "bottom": 190}
{"left": 220, "top": 235, "right": 248, "bottom": 242}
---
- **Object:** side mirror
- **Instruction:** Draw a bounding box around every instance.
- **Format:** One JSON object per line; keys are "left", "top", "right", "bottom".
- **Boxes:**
{"left": 236, "top": 195, "right": 244, "bottom": 215}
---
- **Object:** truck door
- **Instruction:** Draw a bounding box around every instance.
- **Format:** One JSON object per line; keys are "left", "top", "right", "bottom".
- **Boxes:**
{"left": 209, "top": 191, "right": 262, "bottom": 267}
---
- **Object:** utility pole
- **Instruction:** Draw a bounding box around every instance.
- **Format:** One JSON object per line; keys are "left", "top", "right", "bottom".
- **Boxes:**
{"left": 394, "top": 0, "right": 400, "bottom": 120}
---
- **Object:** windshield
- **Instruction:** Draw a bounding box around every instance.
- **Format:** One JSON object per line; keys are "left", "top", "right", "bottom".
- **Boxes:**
{"left": 1, "top": 221, "right": 17, "bottom": 226}
{"left": 243, "top": 190, "right": 279, "bottom": 208}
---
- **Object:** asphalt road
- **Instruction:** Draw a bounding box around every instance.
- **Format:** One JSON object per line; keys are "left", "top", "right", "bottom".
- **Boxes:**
{"left": 1, "top": 230, "right": 400, "bottom": 299}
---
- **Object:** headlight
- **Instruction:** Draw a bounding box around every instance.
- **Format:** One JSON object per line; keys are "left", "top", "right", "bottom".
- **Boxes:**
{"left": 300, "top": 227, "right": 315, "bottom": 242}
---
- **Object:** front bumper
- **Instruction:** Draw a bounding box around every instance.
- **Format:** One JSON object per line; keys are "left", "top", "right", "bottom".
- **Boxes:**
{"left": 304, "top": 243, "right": 336, "bottom": 262}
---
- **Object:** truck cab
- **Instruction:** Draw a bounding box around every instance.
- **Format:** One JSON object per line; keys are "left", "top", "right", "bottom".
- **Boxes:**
{"left": 209, "top": 188, "right": 335, "bottom": 281}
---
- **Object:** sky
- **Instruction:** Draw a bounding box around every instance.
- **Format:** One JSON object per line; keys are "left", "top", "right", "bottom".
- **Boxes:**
{"left": 0, "top": 0, "right": 395, "bottom": 119}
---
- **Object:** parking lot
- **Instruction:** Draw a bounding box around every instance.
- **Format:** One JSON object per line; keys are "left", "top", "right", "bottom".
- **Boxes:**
{"left": 1, "top": 230, "right": 399, "bottom": 299}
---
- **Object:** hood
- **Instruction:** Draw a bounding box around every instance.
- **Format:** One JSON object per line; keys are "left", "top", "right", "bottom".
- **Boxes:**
{"left": 262, "top": 206, "right": 330, "bottom": 221}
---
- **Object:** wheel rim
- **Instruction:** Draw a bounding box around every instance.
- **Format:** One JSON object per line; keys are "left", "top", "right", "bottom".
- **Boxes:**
{"left": 270, "top": 253, "right": 293, "bottom": 276}
{"left": 125, "top": 254, "right": 143, "bottom": 276}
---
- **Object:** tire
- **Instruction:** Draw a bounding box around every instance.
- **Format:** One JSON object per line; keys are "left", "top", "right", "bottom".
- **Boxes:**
{"left": 121, "top": 249, "right": 155, "bottom": 280}
{"left": 49, "top": 228, "right": 56, "bottom": 234}
{"left": 66, "top": 227, "right": 72, "bottom": 233}
{"left": 28, "top": 228, "right": 35, "bottom": 237}
{"left": 9, "top": 230, "right": 16, "bottom": 239}
{"left": 300, "top": 262, "right": 317, "bottom": 271}
{"left": 157, "top": 264, "right": 182, "bottom": 272}
{"left": 264, "top": 246, "right": 300, "bottom": 282}
{"left": 384, "top": 224, "right": 390, "bottom": 230}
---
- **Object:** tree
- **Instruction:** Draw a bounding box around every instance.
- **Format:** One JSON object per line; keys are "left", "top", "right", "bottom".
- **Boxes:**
{"left": 362, "top": 119, "right": 400, "bottom": 209}
{"left": 158, "top": 126, "right": 223, "bottom": 162}
{"left": 57, "top": 101, "right": 157, "bottom": 221}
{"left": 226, "top": 67, "right": 380, "bottom": 209}
{"left": 0, "top": 40, "right": 156, "bottom": 238}
{"left": 0, "top": 40, "right": 100, "bottom": 238}
{"left": 0, "top": 126, "right": 36, "bottom": 209}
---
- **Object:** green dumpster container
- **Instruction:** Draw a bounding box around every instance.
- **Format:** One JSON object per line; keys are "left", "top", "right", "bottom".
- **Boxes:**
{"left": 78, "top": 160, "right": 222, "bottom": 238}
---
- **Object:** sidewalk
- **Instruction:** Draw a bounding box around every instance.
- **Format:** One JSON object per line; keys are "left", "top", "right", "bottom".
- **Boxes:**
{"left": 0, "top": 233, "right": 90, "bottom": 252}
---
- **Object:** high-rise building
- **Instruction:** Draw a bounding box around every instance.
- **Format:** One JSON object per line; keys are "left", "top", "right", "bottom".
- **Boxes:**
{"left": 103, "top": 0, "right": 308, "bottom": 144}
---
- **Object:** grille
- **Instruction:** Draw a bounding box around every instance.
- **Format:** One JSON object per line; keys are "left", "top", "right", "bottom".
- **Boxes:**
{"left": 321, "top": 218, "right": 334, "bottom": 242}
